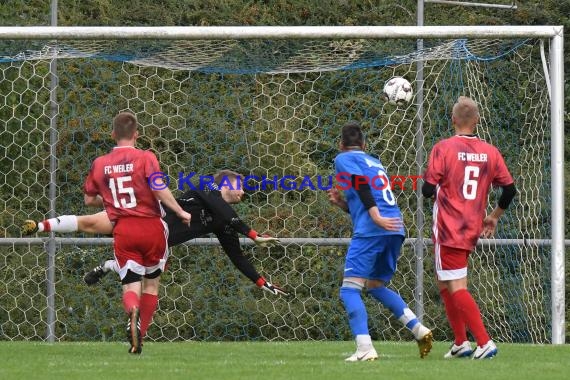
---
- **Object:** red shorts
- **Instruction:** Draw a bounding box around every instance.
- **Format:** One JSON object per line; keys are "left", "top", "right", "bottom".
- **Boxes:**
{"left": 113, "top": 216, "right": 169, "bottom": 280}
{"left": 434, "top": 243, "right": 471, "bottom": 281}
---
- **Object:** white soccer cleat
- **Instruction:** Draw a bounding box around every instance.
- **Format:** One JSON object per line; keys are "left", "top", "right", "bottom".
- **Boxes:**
{"left": 345, "top": 347, "right": 378, "bottom": 362}
{"left": 472, "top": 340, "right": 498, "bottom": 360}
{"left": 444, "top": 340, "right": 473, "bottom": 359}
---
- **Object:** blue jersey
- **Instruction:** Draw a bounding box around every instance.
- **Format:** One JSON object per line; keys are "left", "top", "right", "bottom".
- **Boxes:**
{"left": 334, "top": 150, "right": 404, "bottom": 237}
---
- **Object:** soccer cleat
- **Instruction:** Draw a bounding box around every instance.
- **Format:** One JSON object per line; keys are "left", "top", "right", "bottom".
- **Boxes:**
{"left": 416, "top": 327, "right": 434, "bottom": 359}
{"left": 345, "top": 347, "right": 378, "bottom": 362}
{"left": 126, "top": 307, "right": 142, "bottom": 354}
{"left": 472, "top": 340, "right": 497, "bottom": 360}
{"left": 83, "top": 263, "right": 109, "bottom": 286}
{"left": 444, "top": 341, "right": 473, "bottom": 359}
{"left": 21, "top": 220, "right": 39, "bottom": 236}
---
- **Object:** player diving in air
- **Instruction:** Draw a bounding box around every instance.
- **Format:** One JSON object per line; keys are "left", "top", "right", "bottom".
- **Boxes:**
{"left": 23, "top": 170, "right": 288, "bottom": 297}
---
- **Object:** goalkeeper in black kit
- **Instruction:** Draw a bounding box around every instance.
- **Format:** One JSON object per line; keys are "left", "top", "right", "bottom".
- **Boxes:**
{"left": 23, "top": 170, "right": 288, "bottom": 297}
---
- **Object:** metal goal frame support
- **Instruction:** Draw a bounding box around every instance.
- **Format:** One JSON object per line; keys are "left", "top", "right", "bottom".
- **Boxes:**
{"left": 0, "top": 25, "right": 564, "bottom": 344}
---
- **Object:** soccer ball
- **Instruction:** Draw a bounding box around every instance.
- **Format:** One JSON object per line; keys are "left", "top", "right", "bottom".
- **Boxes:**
{"left": 382, "top": 76, "right": 413, "bottom": 106}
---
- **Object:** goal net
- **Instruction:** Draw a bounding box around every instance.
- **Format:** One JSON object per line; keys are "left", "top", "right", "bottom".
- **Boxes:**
{"left": 0, "top": 30, "right": 558, "bottom": 343}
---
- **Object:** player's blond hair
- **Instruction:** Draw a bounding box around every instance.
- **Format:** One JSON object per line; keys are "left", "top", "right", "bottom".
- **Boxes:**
{"left": 452, "top": 96, "right": 479, "bottom": 127}
{"left": 112, "top": 112, "right": 138, "bottom": 140}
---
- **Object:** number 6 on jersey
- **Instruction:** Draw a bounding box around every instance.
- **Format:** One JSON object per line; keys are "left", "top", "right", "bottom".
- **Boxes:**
{"left": 463, "top": 166, "right": 479, "bottom": 200}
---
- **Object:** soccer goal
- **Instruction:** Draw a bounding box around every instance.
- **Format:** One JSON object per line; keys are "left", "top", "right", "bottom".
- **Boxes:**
{"left": 0, "top": 26, "right": 564, "bottom": 344}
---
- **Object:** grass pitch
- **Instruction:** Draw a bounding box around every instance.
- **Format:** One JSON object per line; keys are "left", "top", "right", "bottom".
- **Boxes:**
{"left": 1, "top": 341, "right": 568, "bottom": 380}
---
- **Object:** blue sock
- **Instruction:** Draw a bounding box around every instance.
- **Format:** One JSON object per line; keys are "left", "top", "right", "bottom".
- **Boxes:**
{"left": 340, "top": 287, "right": 369, "bottom": 335}
{"left": 368, "top": 286, "right": 419, "bottom": 330}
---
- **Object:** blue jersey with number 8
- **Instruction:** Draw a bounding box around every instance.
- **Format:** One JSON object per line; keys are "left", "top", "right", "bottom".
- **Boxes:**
{"left": 334, "top": 150, "right": 404, "bottom": 237}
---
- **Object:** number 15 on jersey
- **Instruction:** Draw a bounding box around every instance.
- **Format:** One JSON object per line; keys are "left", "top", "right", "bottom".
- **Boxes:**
{"left": 109, "top": 176, "right": 137, "bottom": 208}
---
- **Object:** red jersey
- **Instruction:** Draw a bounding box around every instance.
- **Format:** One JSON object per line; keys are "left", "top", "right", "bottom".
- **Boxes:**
{"left": 84, "top": 146, "right": 163, "bottom": 222}
{"left": 424, "top": 135, "right": 514, "bottom": 250}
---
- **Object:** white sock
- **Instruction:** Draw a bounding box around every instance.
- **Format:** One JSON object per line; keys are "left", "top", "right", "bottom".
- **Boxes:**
{"left": 398, "top": 307, "right": 418, "bottom": 326}
{"left": 38, "top": 215, "right": 78, "bottom": 233}
{"left": 356, "top": 334, "right": 373, "bottom": 350}
{"left": 102, "top": 259, "right": 119, "bottom": 273}
{"left": 412, "top": 323, "right": 431, "bottom": 340}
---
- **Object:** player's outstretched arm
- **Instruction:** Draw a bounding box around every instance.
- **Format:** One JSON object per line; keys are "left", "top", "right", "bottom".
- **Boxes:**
{"left": 191, "top": 189, "right": 280, "bottom": 246}
{"left": 215, "top": 231, "right": 289, "bottom": 296}
{"left": 249, "top": 233, "right": 280, "bottom": 248}
{"left": 256, "top": 277, "right": 289, "bottom": 296}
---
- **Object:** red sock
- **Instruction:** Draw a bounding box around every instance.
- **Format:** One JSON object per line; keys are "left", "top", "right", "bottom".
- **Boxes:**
{"left": 139, "top": 293, "right": 159, "bottom": 337}
{"left": 122, "top": 290, "right": 139, "bottom": 314}
{"left": 451, "top": 289, "right": 490, "bottom": 347}
{"left": 42, "top": 220, "right": 51, "bottom": 232}
{"left": 440, "top": 288, "right": 468, "bottom": 345}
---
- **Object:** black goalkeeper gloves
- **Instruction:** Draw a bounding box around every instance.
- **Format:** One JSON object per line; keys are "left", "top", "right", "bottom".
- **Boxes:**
{"left": 256, "top": 276, "right": 289, "bottom": 297}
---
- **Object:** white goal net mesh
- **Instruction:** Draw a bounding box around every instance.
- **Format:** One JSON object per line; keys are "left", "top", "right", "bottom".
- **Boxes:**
{"left": 0, "top": 37, "right": 551, "bottom": 343}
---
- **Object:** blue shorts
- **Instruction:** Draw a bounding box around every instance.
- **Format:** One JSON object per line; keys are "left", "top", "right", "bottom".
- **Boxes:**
{"left": 343, "top": 235, "right": 404, "bottom": 282}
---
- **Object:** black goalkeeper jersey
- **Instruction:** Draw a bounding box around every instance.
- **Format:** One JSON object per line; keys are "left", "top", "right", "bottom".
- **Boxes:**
{"left": 161, "top": 187, "right": 261, "bottom": 283}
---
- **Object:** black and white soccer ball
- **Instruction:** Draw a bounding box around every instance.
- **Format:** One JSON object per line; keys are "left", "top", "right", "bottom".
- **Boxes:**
{"left": 382, "top": 76, "right": 413, "bottom": 106}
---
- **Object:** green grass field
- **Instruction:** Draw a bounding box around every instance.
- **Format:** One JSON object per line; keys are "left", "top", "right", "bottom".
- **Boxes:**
{"left": 1, "top": 341, "right": 568, "bottom": 380}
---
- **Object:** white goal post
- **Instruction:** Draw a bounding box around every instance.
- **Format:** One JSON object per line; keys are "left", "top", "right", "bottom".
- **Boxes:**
{"left": 0, "top": 25, "right": 564, "bottom": 344}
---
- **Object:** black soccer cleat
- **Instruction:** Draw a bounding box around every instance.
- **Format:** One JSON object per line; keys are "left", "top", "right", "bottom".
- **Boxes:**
{"left": 126, "top": 307, "right": 142, "bottom": 354}
{"left": 83, "top": 264, "right": 109, "bottom": 286}
{"left": 21, "top": 220, "right": 39, "bottom": 236}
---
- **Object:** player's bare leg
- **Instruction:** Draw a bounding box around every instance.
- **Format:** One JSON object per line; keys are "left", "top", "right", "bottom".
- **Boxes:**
{"left": 22, "top": 211, "right": 113, "bottom": 235}
{"left": 22, "top": 215, "right": 78, "bottom": 235}
{"left": 21, "top": 212, "right": 117, "bottom": 286}
{"left": 77, "top": 211, "right": 113, "bottom": 234}
{"left": 77, "top": 212, "right": 115, "bottom": 285}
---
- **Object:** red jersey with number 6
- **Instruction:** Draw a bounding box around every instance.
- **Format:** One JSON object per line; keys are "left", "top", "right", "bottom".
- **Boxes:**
{"left": 424, "top": 135, "right": 514, "bottom": 251}
{"left": 84, "top": 146, "right": 163, "bottom": 222}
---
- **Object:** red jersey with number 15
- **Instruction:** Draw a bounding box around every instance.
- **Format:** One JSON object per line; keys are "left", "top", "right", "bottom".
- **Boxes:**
{"left": 424, "top": 135, "right": 514, "bottom": 251}
{"left": 84, "top": 146, "right": 163, "bottom": 222}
